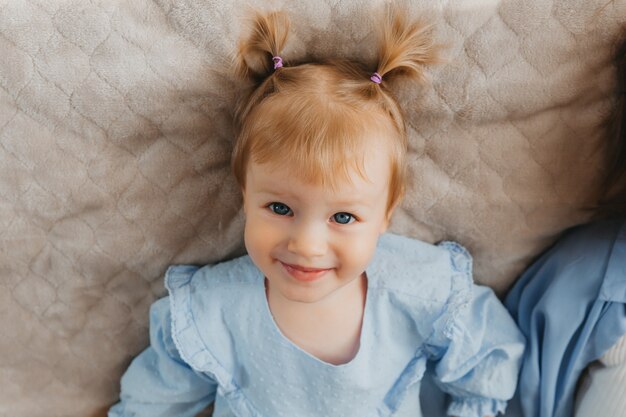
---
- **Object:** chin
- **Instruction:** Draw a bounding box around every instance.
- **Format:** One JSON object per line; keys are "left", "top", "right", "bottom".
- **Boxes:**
{"left": 279, "top": 286, "right": 331, "bottom": 304}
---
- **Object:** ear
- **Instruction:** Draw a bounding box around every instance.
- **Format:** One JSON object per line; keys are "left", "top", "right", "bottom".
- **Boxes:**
{"left": 241, "top": 187, "right": 247, "bottom": 214}
{"left": 379, "top": 219, "right": 389, "bottom": 234}
{"left": 379, "top": 211, "right": 392, "bottom": 234}
{"left": 380, "top": 201, "right": 399, "bottom": 234}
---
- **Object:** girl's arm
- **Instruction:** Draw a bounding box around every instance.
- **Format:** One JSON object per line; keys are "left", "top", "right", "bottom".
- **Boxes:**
{"left": 108, "top": 297, "right": 217, "bottom": 417}
{"left": 427, "top": 242, "right": 525, "bottom": 417}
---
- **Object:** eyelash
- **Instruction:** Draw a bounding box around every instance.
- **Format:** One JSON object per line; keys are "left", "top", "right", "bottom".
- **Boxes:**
{"left": 266, "top": 202, "right": 357, "bottom": 225}
{"left": 332, "top": 212, "right": 356, "bottom": 225}
{"left": 267, "top": 202, "right": 292, "bottom": 217}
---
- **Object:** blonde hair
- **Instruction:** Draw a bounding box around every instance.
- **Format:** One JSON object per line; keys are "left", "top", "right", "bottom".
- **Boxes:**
{"left": 232, "top": 8, "right": 439, "bottom": 213}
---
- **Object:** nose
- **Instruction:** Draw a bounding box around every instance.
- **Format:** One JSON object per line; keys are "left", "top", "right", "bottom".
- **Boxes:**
{"left": 287, "top": 219, "right": 328, "bottom": 258}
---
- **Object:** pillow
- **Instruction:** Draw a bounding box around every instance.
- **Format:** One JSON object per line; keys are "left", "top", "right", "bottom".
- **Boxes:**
{"left": 0, "top": 0, "right": 623, "bottom": 415}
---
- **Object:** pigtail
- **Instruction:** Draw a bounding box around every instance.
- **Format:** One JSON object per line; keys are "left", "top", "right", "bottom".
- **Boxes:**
{"left": 365, "top": 6, "right": 440, "bottom": 145}
{"left": 374, "top": 7, "right": 440, "bottom": 84}
{"left": 235, "top": 11, "right": 290, "bottom": 81}
{"left": 233, "top": 11, "right": 291, "bottom": 132}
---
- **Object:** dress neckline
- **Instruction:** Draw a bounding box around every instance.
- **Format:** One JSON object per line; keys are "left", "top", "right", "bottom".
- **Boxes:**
{"left": 255, "top": 266, "right": 374, "bottom": 369}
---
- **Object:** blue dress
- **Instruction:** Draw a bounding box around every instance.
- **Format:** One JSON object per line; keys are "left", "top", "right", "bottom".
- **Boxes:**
{"left": 108, "top": 233, "right": 525, "bottom": 417}
{"left": 503, "top": 219, "right": 626, "bottom": 417}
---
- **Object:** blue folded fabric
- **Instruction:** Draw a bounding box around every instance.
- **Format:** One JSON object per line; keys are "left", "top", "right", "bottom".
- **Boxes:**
{"left": 504, "top": 219, "right": 626, "bottom": 417}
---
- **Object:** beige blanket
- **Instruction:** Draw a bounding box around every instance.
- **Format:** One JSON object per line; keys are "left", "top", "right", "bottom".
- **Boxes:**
{"left": 1, "top": 0, "right": 624, "bottom": 416}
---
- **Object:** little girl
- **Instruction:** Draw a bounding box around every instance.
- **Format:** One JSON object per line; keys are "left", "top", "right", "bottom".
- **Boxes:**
{"left": 108, "top": 9, "right": 525, "bottom": 417}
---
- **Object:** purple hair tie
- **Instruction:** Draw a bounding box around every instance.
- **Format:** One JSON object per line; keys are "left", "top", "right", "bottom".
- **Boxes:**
{"left": 272, "top": 56, "right": 283, "bottom": 70}
{"left": 370, "top": 72, "right": 382, "bottom": 84}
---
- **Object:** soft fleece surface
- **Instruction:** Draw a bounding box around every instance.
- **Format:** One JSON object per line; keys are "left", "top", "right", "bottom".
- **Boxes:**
{"left": 0, "top": 1, "right": 624, "bottom": 416}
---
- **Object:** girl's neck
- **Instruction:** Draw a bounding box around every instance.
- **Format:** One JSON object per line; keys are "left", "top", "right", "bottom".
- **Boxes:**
{"left": 266, "top": 273, "right": 367, "bottom": 317}
{"left": 266, "top": 274, "right": 368, "bottom": 365}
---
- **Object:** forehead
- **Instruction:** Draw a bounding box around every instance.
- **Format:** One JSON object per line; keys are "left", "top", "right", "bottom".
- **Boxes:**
{"left": 246, "top": 142, "right": 391, "bottom": 202}
{"left": 251, "top": 123, "right": 394, "bottom": 176}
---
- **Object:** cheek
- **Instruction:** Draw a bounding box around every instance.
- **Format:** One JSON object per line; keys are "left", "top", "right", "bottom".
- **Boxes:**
{"left": 244, "top": 213, "right": 282, "bottom": 259}
{"left": 336, "top": 228, "right": 380, "bottom": 270}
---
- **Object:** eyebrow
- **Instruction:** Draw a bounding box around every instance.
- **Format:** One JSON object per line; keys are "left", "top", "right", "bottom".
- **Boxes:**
{"left": 255, "top": 189, "right": 376, "bottom": 209}
{"left": 256, "top": 189, "right": 295, "bottom": 200}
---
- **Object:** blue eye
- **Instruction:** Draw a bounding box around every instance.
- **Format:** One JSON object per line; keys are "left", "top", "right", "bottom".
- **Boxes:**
{"left": 268, "top": 202, "right": 292, "bottom": 216}
{"left": 332, "top": 212, "right": 355, "bottom": 224}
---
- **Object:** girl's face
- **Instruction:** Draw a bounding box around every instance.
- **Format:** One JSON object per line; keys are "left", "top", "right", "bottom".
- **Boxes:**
{"left": 242, "top": 144, "right": 392, "bottom": 305}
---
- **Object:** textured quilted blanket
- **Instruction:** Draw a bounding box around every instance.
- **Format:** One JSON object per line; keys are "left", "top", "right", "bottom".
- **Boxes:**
{"left": 0, "top": 1, "right": 624, "bottom": 416}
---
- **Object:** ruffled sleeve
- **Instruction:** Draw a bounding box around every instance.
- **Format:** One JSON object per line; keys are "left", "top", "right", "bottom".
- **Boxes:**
{"left": 108, "top": 295, "right": 217, "bottom": 417}
{"left": 424, "top": 242, "right": 526, "bottom": 417}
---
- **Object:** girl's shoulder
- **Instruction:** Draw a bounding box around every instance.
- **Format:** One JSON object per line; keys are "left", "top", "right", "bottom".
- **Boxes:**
{"left": 368, "top": 233, "right": 473, "bottom": 307}
{"left": 163, "top": 254, "right": 264, "bottom": 345}
{"left": 161, "top": 254, "right": 266, "bottom": 376}
{"left": 165, "top": 254, "right": 263, "bottom": 295}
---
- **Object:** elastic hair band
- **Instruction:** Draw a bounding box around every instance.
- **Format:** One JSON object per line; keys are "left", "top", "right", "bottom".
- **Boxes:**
{"left": 370, "top": 72, "right": 382, "bottom": 84}
{"left": 272, "top": 56, "right": 283, "bottom": 70}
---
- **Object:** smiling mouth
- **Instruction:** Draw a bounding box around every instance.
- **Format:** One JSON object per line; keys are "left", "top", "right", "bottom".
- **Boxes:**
{"left": 280, "top": 261, "right": 332, "bottom": 282}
